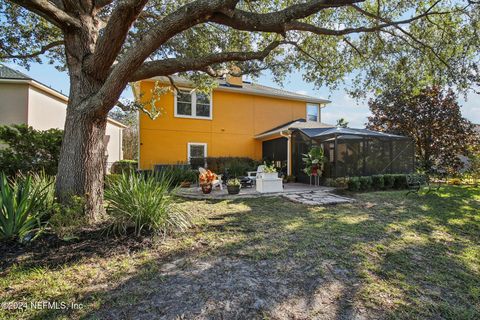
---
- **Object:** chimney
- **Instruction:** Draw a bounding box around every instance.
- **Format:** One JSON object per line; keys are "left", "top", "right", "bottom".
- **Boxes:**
{"left": 225, "top": 66, "right": 243, "bottom": 87}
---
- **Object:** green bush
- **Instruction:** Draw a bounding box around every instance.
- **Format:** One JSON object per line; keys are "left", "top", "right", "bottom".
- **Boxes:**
{"left": 110, "top": 160, "right": 138, "bottom": 174}
{"left": 0, "top": 124, "right": 63, "bottom": 176}
{"left": 205, "top": 157, "right": 258, "bottom": 176}
{"left": 358, "top": 176, "right": 372, "bottom": 191}
{"left": 371, "top": 175, "right": 385, "bottom": 190}
{"left": 48, "top": 196, "right": 87, "bottom": 240}
{"left": 105, "top": 174, "right": 122, "bottom": 188}
{"left": 383, "top": 174, "right": 395, "bottom": 189}
{"left": 155, "top": 166, "right": 198, "bottom": 187}
{"left": 347, "top": 177, "right": 361, "bottom": 191}
{"left": 105, "top": 173, "right": 191, "bottom": 236}
{"left": 0, "top": 172, "right": 54, "bottom": 242}
{"left": 393, "top": 174, "right": 408, "bottom": 189}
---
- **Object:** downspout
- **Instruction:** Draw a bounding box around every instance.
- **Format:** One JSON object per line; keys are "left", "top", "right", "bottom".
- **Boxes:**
{"left": 280, "top": 130, "right": 292, "bottom": 176}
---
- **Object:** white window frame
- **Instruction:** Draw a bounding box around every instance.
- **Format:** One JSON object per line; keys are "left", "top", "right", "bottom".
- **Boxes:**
{"left": 187, "top": 142, "right": 208, "bottom": 164}
{"left": 174, "top": 89, "right": 213, "bottom": 120}
{"left": 306, "top": 103, "right": 320, "bottom": 122}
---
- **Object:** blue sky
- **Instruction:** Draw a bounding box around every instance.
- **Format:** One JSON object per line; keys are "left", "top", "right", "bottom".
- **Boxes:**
{"left": 5, "top": 61, "right": 479, "bottom": 127}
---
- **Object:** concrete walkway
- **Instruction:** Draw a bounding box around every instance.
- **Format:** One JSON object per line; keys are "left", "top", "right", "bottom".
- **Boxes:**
{"left": 175, "top": 183, "right": 355, "bottom": 205}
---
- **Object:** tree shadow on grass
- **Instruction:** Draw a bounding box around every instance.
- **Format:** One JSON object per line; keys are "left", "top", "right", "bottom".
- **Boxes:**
{"left": 5, "top": 186, "right": 480, "bottom": 319}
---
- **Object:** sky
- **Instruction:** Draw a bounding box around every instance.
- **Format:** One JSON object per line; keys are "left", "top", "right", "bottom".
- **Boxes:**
{"left": 5, "top": 61, "right": 479, "bottom": 128}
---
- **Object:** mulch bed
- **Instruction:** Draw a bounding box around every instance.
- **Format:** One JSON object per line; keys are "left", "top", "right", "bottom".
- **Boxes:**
{"left": 0, "top": 229, "right": 153, "bottom": 274}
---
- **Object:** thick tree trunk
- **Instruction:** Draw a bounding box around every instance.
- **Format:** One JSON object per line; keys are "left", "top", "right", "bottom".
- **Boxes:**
{"left": 55, "top": 101, "right": 108, "bottom": 219}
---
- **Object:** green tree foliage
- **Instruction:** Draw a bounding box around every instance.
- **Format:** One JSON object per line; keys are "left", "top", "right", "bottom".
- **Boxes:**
{"left": 367, "top": 86, "right": 478, "bottom": 173}
{"left": 0, "top": 125, "right": 63, "bottom": 176}
{"left": 336, "top": 118, "right": 349, "bottom": 128}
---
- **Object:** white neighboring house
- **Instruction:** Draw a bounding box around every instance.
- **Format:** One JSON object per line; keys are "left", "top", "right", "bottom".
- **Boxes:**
{"left": 0, "top": 64, "right": 126, "bottom": 170}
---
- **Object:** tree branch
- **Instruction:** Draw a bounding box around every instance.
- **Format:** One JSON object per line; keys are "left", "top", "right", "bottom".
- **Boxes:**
{"left": 129, "top": 41, "right": 284, "bottom": 82}
{"left": 0, "top": 40, "right": 64, "bottom": 59}
{"left": 350, "top": 2, "right": 451, "bottom": 67}
{"left": 95, "top": 0, "right": 242, "bottom": 110}
{"left": 9, "top": 0, "right": 81, "bottom": 29}
{"left": 86, "top": 0, "right": 148, "bottom": 78}
{"left": 211, "top": 0, "right": 364, "bottom": 35}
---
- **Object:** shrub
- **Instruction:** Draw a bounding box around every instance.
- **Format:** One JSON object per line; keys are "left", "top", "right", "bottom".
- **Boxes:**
{"left": 155, "top": 166, "right": 197, "bottom": 187}
{"left": 324, "top": 178, "right": 335, "bottom": 187}
{"left": 0, "top": 124, "right": 62, "bottom": 176}
{"left": 393, "top": 174, "right": 408, "bottom": 189}
{"left": 383, "top": 174, "right": 395, "bottom": 189}
{"left": 205, "top": 157, "right": 258, "bottom": 176}
{"left": 0, "top": 173, "right": 53, "bottom": 242}
{"left": 105, "top": 174, "right": 123, "bottom": 188}
{"left": 347, "top": 177, "right": 360, "bottom": 191}
{"left": 48, "top": 196, "right": 87, "bottom": 240}
{"left": 358, "top": 176, "right": 372, "bottom": 191}
{"left": 110, "top": 160, "right": 138, "bottom": 174}
{"left": 371, "top": 175, "right": 385, "bottom": 190}
{"left": 334, "top": 177, "right": 348, "bottom": 188}
{"left": 105, "top": 173, "right": 191, "bottom": 236}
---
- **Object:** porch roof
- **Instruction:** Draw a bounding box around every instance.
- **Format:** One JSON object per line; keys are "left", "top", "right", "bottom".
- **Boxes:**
{"left": 255, "top": 119, "right": 334, "bottom": 140}
{"left": 297, "top": 127, "right": 409, "bottom": 140}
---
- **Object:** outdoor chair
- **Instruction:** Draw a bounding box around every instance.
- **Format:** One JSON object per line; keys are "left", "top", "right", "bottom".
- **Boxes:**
{"left": 198, "top": 167, "right": 223, "bottom": 190}
{"left": 247, "top": 165, "right": 265, "bottom": 185}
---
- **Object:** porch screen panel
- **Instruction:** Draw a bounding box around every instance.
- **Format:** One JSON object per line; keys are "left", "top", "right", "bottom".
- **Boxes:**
{"left": 337, "top": 138, "right": 364, "bottom": 177}
{"left": 292, "top": 131, "right": 312, "bottom": 183}
{"left": 391, "top": 139, "right": 415, "bottom": 173}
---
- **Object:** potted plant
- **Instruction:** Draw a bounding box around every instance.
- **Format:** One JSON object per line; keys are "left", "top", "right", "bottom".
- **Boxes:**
{"left": 302, "top": 147, "right": 326, "bottom": 177}
{"left": 226, "top": 178, "right": 241, "bottom": 195}
{"left": 199, "top": 169, "right": 216, "bottom": 194}
{"left": 261, "top": 162, "right": 278, "bottom": 180}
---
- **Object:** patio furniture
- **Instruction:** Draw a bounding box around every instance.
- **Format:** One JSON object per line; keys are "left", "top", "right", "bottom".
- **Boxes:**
{"left": 247, "top": 165, "right": 265, "bottom": 185}
{"left": 198, "top": 167, "right": 223, "bottom": 190}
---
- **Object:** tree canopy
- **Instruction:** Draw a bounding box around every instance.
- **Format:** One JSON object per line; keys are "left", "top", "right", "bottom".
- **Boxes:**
{"left": 367, "top": 86, "right": 478, "bottom": 173}
{"left": 1, "top": 1, "right": 479, "bottom": 95}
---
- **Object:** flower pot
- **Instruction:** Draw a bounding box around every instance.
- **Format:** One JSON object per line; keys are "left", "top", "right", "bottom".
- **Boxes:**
{"left": 201, "top": 183, "right": 213, "bottom": 194}
{"left": 262, "top": 172, "right": 278, "bottom": 180}
{"left": 227, "top": 185, "right": 240, "bottom": 195}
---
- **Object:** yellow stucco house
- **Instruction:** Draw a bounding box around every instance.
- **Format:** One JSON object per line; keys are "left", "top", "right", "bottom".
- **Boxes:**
{"left": 134, "top": 75, "right": 414, "bottom": 181}
{"left": 133, "top": 75, "right": 332, "bottom": 175}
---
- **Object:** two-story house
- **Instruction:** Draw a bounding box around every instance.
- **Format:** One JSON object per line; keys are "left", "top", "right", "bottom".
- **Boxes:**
{"left": 134, "top": 75, "right": 414, "bottom": 182}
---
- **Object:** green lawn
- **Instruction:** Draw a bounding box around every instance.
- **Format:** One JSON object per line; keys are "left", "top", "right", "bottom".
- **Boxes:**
{"left": 1, "top": 186, "right": 479, "bottom": 319}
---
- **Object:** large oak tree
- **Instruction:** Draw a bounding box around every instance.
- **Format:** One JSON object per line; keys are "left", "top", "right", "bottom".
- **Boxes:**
{"left": 1, "top": 0, "right": 478, "bottom": 218}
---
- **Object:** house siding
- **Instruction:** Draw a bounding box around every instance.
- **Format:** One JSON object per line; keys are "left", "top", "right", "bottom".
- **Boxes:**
{"left": 138, "top": 81, "right": 308, "bottom": 170}
{"left": 0, "top": 83, "right": 28, "bottom": 126}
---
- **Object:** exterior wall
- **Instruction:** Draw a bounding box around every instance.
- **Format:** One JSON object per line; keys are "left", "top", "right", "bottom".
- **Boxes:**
{"left": 105, "top": 122, "right": 123, "bottom": 165}
{"left": 138, "top": 81, "right": 309, "bottom": 170}
{"left": 0, "top": 83, "right": 28, "bottom": 126}
{"left": 0, "top": 82, "right": 124, "bottom": 166}
{"left": 27, "top": 86, "right": 67, "bottom": 130}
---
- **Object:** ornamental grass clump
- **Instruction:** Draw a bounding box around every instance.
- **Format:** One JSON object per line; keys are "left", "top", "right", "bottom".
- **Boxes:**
{"left": 104, "top": 173, "right": 190, "bottom": 236}
{"left": 0, "top": 172, "right": 54, "bottom": 242}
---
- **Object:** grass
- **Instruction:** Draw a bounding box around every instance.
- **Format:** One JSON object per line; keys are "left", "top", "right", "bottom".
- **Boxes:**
{"left": 0, "top": 186, "right": 479, "bottom": 319}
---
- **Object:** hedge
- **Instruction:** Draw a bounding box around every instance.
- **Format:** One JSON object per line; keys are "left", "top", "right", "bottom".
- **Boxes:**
{"left": 110, "top": 160, "right": 138, "bottom": 174}
{"left": 346, "top": 174, "right": 425, "bottom": 192}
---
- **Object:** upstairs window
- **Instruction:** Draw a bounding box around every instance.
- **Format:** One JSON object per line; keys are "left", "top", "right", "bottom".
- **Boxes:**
{"left": 306, "top": 103, "right": 320, "bottom": 122}
{"left": 175, "top": 90, "right": 212, "bottom": 119}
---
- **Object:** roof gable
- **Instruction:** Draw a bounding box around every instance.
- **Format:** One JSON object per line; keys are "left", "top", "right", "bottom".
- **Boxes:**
{"left": 0, "top": 64, "right": 31, "bottom": 80}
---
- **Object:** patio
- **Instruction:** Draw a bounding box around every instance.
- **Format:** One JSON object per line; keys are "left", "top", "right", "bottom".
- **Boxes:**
{"left": 175, "top": 182, "right": 355, "bottom": 205}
